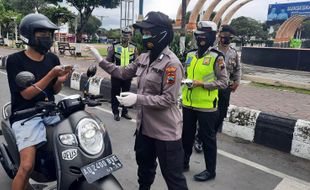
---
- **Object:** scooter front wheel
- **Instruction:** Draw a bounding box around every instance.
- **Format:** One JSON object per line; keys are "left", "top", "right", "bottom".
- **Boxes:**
{"left": 0, "top": 144, "right": 17, "bottom": 179}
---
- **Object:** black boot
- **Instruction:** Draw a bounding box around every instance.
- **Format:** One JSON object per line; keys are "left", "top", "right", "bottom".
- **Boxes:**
{"left": 114, "top": 114, "right": 120, "bottom": 121}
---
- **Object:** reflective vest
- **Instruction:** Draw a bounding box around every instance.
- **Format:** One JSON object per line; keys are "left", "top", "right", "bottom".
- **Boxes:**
{"left": 114, "top": 43, "right": 135, "bottom": 67}
{"left": 182, "top": 51, "right": 219, "bottom": 109}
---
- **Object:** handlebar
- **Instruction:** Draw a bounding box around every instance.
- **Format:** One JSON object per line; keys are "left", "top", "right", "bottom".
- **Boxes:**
{"left": 13, "top": 107, "right": 37, "bottom": 117}
{"left": 89, "top": 94, "right": 104, "bottom": 99}
{"left": 87, "top": 100, "right": 102, "bottom": 107}
{"left": 13, "top": 101, "right": 57, "bottom": 118}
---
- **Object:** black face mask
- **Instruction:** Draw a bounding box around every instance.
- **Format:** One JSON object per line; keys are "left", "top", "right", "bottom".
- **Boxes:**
{"left": 220, "top": 36, "right": 231, "bottom": 45}
{"left": 195, "top": 32, "right": 216, "bottom": 57}
{"left": 34, "top": 37, "right": 53, "bottom": 55}
{"left": 142, "top": 28, "right": 172, "bottom": 63}
{"left": 195, "top": 33, "right": 215, "bottom": 48}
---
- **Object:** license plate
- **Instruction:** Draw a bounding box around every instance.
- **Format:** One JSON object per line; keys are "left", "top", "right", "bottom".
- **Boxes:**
{"left": 81, "top": 154, "right": 122, "bottom": 183}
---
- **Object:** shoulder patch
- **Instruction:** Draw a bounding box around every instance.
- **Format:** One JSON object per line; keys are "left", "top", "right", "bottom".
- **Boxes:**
{"left": 165, "top": 66, "right": 177, "bottom": 85}
{"left": 217, "top": 56, "right": 225, "bottom": 70}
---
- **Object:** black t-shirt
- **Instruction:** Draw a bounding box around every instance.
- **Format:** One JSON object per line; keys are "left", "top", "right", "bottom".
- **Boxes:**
{"left": 6, "top": 51, "right": 60, "bottom": 124}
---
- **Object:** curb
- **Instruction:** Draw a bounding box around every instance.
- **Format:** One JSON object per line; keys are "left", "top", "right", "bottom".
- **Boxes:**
{"left": 223, "top": 106, "right": 310, "bottom": 161}
{"left": 66, "top": 72, "right": 310, "bottom": 161}
{"left": 242, "top": 74, "right": 310, "bottom": 91}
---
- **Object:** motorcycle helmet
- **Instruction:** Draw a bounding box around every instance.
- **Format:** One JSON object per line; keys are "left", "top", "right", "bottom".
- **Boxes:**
{"left": 19, "top": 13, "right": 58, "bottom": 53}
{"left": 121, "top": 26, "right": 132, "bottom": 38}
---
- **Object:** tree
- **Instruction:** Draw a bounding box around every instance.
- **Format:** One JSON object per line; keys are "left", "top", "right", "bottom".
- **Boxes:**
{"left": 52, "top": 0, "right": 121, "bottom": 42}
{"left": 0, "top": 0, "right": 21, "bottom": 38}
{"left": 81, "top": 15, "right": 101, "bottom": 37}
{"left": 40, "top": 6, "right": 75, "bottom": 25}
{"left": 230, "top": 16, "right": 268, "bottom": 41}
{"left": 4, "top": 0, "right": 51, "bottom": 15}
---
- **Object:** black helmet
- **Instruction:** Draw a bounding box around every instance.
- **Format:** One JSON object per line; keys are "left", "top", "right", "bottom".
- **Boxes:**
{"left": 19, "top": 13, "right": 59, "bottom": 46}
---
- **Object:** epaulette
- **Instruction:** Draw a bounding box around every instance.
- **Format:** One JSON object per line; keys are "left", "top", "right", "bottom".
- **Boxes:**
{"left": 129, "top": 42, "right": 136, "bottom": 47}
{"left": 229, "top": 45, "right": 238, "bottom": 52}
{"left": 210, "top": 48, "right": 224, "bottom": 58}
{"left": 112, "top": 41, "right": 121, "bottom": 46}
{"left": 185, "top": 48, "right": 197, "bottom": 55}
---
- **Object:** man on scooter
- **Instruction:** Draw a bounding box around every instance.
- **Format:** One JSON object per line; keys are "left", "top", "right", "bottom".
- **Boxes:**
{"left": 6, "top": 13, "right": 71, "bottom": 190}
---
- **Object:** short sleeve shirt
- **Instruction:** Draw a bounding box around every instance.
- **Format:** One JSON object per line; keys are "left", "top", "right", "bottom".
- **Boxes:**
{"left": 6, "top": 51, "right": 60, "bottom": 124}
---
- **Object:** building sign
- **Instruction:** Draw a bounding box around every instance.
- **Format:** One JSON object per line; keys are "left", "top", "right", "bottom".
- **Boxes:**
{"left": 267, "top": 1, "right": 310, "bottom": 25}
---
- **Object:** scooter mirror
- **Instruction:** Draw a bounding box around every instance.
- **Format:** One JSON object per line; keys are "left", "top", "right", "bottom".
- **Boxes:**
{"left": 87, "top": 65, "right": 97, "bottom": 78}
{"left": 15, "top": 71, "right": 35, "bottom": 88}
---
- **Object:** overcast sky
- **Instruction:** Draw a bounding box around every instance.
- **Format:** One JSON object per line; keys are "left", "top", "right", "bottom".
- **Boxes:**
{"left": 61, "top": 0, "right": 310, "bottom": 29}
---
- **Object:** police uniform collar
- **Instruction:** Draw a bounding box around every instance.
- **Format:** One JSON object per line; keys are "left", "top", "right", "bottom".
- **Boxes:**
{"left": 196, "top": 46, "right": 212, "bottom": 57}
{"left": 146, "top": 46, "right": 170, "bottom": 61}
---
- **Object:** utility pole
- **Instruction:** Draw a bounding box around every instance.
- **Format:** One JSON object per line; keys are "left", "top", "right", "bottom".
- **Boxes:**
{"left": 120, "top": 0, "right": 134, "bottom": 30}
{"left": 138, "top": 0, "right": 144, "bottom": 21}
{"left": 180, "top": 0, "right": 187, "bottom": 55}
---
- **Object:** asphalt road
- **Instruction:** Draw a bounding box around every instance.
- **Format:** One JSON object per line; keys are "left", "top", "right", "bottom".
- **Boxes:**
{"left": 0, "top": 70, "right": 309, "bottom": 190}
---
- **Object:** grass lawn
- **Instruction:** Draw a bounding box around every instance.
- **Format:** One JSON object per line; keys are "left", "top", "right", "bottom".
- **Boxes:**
{"left": 97, "top": 48, "right": 108, "bottom": 57}
{"left": 250, "top": 82, "right": 310, "bottom": 95}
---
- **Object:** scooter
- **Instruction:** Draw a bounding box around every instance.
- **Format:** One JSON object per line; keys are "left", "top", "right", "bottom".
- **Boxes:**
{"left": 0, "top": 65, "right": 123, "bottom": 190}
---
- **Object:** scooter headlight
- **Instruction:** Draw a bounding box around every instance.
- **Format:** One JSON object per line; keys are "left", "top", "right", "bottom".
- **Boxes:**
{"left": 76, "top": 118, "right": 104, "bottom": 155}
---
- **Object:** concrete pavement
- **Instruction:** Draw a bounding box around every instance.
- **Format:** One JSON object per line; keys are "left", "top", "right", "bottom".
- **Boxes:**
{"left": 0, "top": 70, "right": 309, "bottom": 189}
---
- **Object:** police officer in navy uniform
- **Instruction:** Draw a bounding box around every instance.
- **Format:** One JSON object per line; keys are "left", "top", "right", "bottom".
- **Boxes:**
{"left": 89, "top": 11, "right": 188, "bottom": 190}
{"left": 215, "top": 25, "right": 241, "bottom": 133}
{"left": 106, "top": 27, "right": 137, "bottom": 121}
{"left": 181, "top": 21, "right": 228, "bottom": 181}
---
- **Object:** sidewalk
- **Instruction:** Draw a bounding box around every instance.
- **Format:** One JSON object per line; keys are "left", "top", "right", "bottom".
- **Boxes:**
{"left": 242, "top": 64, "right": 310, "bottom": 90}
{"left": 232, "top": 63, "right": 310, "bottom": 120}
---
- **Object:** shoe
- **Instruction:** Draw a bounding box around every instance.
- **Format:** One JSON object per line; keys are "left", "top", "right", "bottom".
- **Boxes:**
{"left": 121, "top": 113, "right": 132, "bottom": 120}
{"left": 183, "top": 164, "right": 190, "bottom": 172}
{"left": 114, "top": 114, "right": 120, "bottom": 121}
{"left": 193, "top": 170, "right": 216, "bottom": 181}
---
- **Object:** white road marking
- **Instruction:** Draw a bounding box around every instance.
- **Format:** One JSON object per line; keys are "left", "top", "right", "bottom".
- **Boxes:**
{"left": 218, "top": 150, "right": 310, "bottom": 189}
{"left": 0, "top": 70, "right": 7, "bottom": 75}
{"left": 1, "top": 70, "right": 309, "bottom": 189}
{"left": 273, "top": 178, "right": 310, "bottom": 190}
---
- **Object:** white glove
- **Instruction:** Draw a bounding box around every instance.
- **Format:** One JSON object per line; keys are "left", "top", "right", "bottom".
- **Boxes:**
{"left": 87, "top": 45, "right": 103, "bottom": 62}
{"left": 116, "top": 92, "right": 137, "bottom": 107}
{"left": 181, "top": 79, "right": 193, "bottom": 88}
